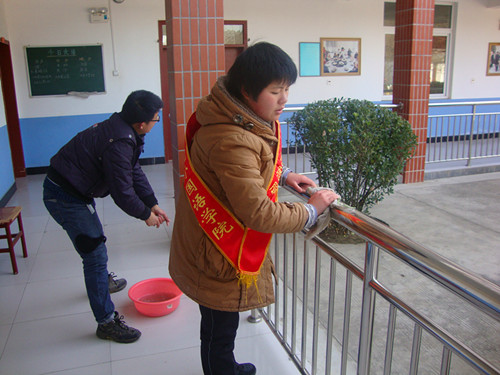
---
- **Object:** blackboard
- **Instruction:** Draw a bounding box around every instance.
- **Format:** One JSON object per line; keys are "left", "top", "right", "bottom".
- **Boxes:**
{"left": 25, "top": 45, "right": 105, "bottom": 97}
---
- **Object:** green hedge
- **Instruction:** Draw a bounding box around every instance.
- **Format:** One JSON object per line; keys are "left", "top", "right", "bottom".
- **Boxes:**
{"left": 290, "top": 98, "right": 417, "bottom": 214}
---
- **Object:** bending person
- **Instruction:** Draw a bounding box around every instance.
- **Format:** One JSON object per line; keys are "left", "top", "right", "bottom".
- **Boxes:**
{"left": 43, "top": 90, "right": 170, "bottom": 343}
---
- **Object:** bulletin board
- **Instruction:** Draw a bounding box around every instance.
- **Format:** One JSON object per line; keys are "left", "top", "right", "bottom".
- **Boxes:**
{"left": 25, "top": 45, "right": 105, "bottom": 97}
{"left": 299, "top": 42, "right": 320, "bottom": 77}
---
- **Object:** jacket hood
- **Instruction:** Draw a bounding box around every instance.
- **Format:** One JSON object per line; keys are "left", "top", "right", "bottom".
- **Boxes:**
{"left": 196, "top": 76, "right": 278, "bottom": 144}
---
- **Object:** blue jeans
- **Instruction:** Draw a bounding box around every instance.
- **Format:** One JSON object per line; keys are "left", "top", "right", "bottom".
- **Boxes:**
{"left": 43, "top": 177, "right": 114, "bottom": 324}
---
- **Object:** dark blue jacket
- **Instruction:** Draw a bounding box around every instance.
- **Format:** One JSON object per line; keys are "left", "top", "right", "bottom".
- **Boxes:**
{"left": 49, "top": 113, "right": 157, "bottom": 220}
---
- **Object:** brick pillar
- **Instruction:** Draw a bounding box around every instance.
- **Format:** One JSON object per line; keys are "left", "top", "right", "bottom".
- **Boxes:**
{"left": 393, "top": 0, "right": 435, "bottom": 183}
{"left": 164, "top": 0, "right": 225, "bottom": 200}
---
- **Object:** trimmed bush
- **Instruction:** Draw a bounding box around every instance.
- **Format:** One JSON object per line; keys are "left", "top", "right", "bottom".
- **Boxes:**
{"left": 290, "top": 98, "right": 417, "bottom": 218}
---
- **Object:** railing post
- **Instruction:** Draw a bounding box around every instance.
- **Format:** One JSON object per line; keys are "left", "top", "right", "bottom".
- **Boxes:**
{"left": 358, "top": 242, "right": 379, "bottom": 375}
{"left": 467, "top": 104, "right": 477, "bottom": 166}
{"left": 248, "top": 309, "right": 262, "bottom": 323}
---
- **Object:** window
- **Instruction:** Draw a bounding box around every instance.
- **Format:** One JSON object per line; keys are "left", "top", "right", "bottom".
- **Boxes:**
{"left": 383, "top": 3, "right": 454, "bottom": 97}
{"left": 430, "top": 36, "right": 448, "bottom": 94}
{"left": 161, "top": 24, "right": 167, "bottom": 47}
{"left": 224, "top": 21, "right": 246, "bottom": 46}
{"left": 224, "top": 21, "right": 247, "bottom": 73}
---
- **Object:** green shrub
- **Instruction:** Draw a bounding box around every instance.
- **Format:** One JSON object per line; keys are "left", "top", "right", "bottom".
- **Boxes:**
{"left": 290, "top": 98, "right": 417, "bottom": 216}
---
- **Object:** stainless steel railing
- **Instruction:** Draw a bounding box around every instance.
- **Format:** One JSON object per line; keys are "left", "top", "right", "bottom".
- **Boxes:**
{"left": 250, "top": 187, "right": 500, "bottom": 375}
{"left": 427, "top": 101, "right": 500, "bottom": 165}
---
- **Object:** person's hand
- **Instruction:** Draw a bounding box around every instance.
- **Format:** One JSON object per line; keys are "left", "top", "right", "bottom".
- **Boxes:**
{"left": 285, "top": 172, "right": 317, "bottom": 193}
{"left": 308, "top": 189, "right": 340, "bottom": 215}
{"left": 151, "top": 205, "right": 171, "bottom": 226}
{"left": 145, "top": 211, "right": 161, "bottom": 227}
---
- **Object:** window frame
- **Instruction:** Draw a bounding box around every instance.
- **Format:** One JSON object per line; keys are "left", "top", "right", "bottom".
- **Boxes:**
{"left": 223, "top": 20, "right": 247, "bottom": 48}
{"left": 382, "top": 2, "right": 456, "bottom": 100}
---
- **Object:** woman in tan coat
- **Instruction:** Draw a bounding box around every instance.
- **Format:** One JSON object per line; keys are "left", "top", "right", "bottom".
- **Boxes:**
{"left": 169, "top": 42, "right": 339, "bottom": 375}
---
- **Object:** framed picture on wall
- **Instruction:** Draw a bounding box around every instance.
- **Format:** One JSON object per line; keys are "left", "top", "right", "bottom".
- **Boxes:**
{"left": 486, "top": 42, "right": 500, "bottom": 76}
{"left": 320, "top": 38, "right": 361, "bottom": 76}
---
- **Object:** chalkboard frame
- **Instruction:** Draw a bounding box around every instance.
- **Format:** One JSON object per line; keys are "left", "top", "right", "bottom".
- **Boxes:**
{"left": 24, "top": 44, "right": 106, "bottom": 97}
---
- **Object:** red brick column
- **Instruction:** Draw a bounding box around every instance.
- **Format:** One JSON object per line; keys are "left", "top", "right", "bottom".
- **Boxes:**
{"left": 164, "top": 0, "right": 225, "bottom": 199}
{"left": 393, "top": 0, "right": 435, "bottom": 183}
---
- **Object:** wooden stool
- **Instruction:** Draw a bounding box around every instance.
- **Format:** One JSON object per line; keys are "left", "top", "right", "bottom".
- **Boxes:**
{"left": 0, "top": 206, "right": 28, "bottom": 274}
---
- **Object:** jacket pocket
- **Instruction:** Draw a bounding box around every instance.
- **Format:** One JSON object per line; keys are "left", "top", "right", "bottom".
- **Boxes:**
{"left": 196, "top": 235, "right": 236, "bottom": 280}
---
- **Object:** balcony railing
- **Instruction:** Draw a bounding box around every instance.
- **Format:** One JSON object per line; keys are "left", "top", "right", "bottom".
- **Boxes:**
{"left": 251, "top": 187, "right": 500, "bottom": 375}
{"left": 427, "top": 101, "right": 500, "bottom": 165}
{"left": 279, "top": 100, "right": 500, "bottom": 172}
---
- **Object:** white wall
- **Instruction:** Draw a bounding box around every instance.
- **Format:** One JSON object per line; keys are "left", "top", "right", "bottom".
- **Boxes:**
{"left": 224, "top": 0, "right": 500, "bottom": 104}
{"left": 452, "top": 1, "right": 500, "bottom": 97}
{"left": 2, "top": 0, "right": 499, "bottom": 121}
{"left": 225, "top": 0, "right": 385, "bottom": 103}
{"left": 0, "top": 0, "right": 8, "bottom": 39}
{"left": 4, "top": 0, "right": 165, "bottom": 118}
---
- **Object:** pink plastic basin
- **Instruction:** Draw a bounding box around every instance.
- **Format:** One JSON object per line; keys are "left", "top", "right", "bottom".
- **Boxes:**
{"left": 128, "top": 278, "right": 182, "bottom": 317}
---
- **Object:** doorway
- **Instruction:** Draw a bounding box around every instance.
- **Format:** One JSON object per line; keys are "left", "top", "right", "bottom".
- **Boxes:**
{"left": 157, "top": 19, "right": 247, "bottom": 161}
{"left": 0, "top": 38, "right": 25, "bottom": 178}
{"left": 158, "top": 21, "right": 172, "bottom": 162}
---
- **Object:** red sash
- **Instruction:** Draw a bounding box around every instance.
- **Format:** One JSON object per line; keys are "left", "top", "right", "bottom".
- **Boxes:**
{"left": 184, "top": 113, "right": 282, "bottom": 287}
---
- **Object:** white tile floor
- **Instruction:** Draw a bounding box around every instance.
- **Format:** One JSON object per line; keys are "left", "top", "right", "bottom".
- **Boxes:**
{"left": 0, "top": 164, "right": 300, "bottom": 375}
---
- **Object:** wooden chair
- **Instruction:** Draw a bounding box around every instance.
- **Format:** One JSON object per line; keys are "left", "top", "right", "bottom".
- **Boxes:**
{"left": 0, "top": 206, "right": 28, "bottom": 274}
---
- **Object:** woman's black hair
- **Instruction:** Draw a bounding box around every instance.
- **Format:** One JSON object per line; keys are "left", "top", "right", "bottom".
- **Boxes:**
{"left": 119, "top": 90, "right": 164, "bottom": 125}
{"left": 226, "top": 42, "right": 297, "bottom": 102}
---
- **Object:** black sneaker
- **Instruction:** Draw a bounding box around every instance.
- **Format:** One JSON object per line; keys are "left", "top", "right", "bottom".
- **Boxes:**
{"left": 108, "top": 272, "right": 127, "bottom": 293}
{"left": 96, "top": 312, "right": 141, "bottom": 343}
{"left": 235, "top": 363, "right": 256, "bottom": 375}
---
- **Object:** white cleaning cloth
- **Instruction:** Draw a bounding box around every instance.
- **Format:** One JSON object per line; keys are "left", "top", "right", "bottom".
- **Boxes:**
{"left": 304, "top": 187, "right": 339, "bottom": 240}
